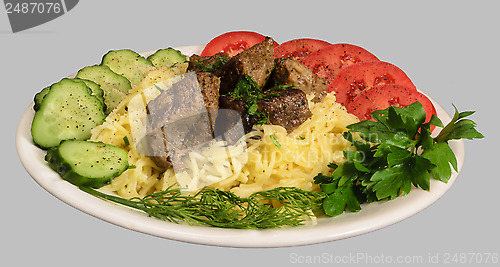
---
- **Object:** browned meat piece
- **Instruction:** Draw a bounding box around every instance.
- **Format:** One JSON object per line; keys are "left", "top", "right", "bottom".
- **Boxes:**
{"left": 196, "top": 72, "right": 220, "bottom": 110}
{"left": 197, "top": 72, "right": 220, "bottom": 134}
{"left": 260, "top": 89, "right": 313, "bottom": 133}
{"left": 220, "top": 88, "right": 312, "bottom": 133}
{"left": 187, "top": 52, "right": 230, "bottom": 73}
{"left": 145, "top": 72, "right": 220, "bottom": 170}
{"left": 272, "top": 57, "right": 327, "bottom": 102}
{"left": 216, "top": 37, "right": 276, "bottom": 95}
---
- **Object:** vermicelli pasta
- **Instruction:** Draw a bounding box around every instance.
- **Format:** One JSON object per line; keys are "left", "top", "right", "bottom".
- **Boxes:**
{"left": 211, "top": 93, "right": 358, "bottom": 197}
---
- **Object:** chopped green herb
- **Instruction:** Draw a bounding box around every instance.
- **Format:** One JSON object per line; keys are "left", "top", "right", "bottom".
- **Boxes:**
{"left": 190, "top": 56, "right": 228, "bottom": 73}
{"left": 168, "top": 62, "right": 180, "bottom": 69}
{"left": 226, "top": 75, "right": 275, "bottom": 125}
{"left": 154, "top": 84, "right": 163, "bottom": 93}
{"left": 268, "top": 83, "right": 294, "bottom": 91}
{"left": 247, "top": 102, "right": 259, "bottom": 116}
{"left": 255, "top": 112, "right": 269, "bottom": 125}
{"left": 123, "top": 136, "right": 130, "bottom": 147}
{"left": 270, "top": 135, "right": 281, "bottom": 148}
{"left": 297, "top": 136, "right": 305, "bottom": 140}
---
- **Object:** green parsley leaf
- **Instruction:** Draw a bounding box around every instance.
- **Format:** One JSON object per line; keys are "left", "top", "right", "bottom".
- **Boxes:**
{"left": 371, "top": 164, "right": 412, "bottom": 200}
{"left": 421, "top": 142, "right": 457, "bottom": 183}
{"left": 327, "top": 162, "right": 339, "bottom": 169}
{"left": 370, "top": 101, "right": 426, "bottom": 137}
{"left": 347, "top": 120, "right": 416, "bottom": 152}
{"left": 322, "top": 182, "right": 361, "bottom": 217}
{"left": 435, "top": 105, "right": 484, "bottom": 143}
{"left": 313, "top": 173, "right": 333, "bottom": 184}
{"left": 407, "top": 155, "right": 435, "bottom": 191}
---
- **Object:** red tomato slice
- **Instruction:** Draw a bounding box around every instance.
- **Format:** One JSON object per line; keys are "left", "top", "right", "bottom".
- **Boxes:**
{"left": 328, "top": 61, "right": 417, "bottom": 107}
{"left": 200, "top": 31, "right": 277, "bottom": 57}
{"left": 274, "top": 38, "right": 331, "bottom": 62}
{"left": 347, "top": 84, "right": 436, "bottom": 123}
{"left": 301, "top": 43, "right": 379, "bottom": 84}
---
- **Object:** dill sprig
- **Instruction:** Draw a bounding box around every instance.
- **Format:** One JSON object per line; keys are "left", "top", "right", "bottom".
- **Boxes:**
{"left": 80, "top": 185, "right": 326, "bottom": 229}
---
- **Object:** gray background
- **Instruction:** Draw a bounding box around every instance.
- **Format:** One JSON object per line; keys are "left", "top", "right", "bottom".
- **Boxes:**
{"left": 2, "top": 0, "right": 497, "bottom": 266}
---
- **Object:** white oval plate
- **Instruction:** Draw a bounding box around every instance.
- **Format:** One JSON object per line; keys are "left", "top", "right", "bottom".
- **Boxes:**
{"left": 16, "top": 45, "right": 464, "bottom": 248}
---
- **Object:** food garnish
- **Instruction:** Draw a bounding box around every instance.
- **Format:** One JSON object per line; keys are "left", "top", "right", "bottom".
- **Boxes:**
{"left": 80, "top": 185, "right": 324, "bottom": 229}
{"left": 31, "top": 78, "right": 106, "bottom": 149}
{"left": 45, "top": 140, "right": 129, "bottom": 188}
{"left": 314, "top": 102, "right": 483, "bottom": 216}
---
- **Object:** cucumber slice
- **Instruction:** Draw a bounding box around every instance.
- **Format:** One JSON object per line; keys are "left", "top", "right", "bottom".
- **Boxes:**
{"left": 31, "top": 78, "right": 106, "bottom": 149}
{"left": 72, "top": 78, "right": 105, "bottom": 107}
{"left": 147, "top": 48, "right": 187, "bottom": 68}
{"left": 101, "top": 49, "right": 153, "bottom": 86}
{"left": 34, "top": 78, "right": 106, "bottom": 111}
{"left": 45, "top": 140, "right": 129, "bottom": 188}
{"left": 76, "top": 65, "right": 131, "bottom": 113}
{"left": 33, "top": 86, "right": 50, "bottom": 111}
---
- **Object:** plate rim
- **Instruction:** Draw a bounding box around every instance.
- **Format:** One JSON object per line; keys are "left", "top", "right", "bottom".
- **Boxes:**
{"left": 16, "top": 45, "right": 465, "bottom": 248}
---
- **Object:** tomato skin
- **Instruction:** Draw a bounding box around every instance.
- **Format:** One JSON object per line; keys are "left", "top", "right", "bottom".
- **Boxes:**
{"left": 347, "top": 84, "right": 436, "bottom": 123}
{"left": 301, "top": 43, "right": 379, "bottom": 84}
{"left": 274, "top": 38, "right": 331, "bottom": 62}
{"left": 201, "top": 31, "right": 277, "bottom": 57}
{"left": 328, "top": 61, "right": 417, "bottom": 107}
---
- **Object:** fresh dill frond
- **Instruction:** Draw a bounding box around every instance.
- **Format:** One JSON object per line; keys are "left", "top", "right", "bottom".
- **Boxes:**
{"left": 80, "top": 185, "right": 326, "bottom": 229}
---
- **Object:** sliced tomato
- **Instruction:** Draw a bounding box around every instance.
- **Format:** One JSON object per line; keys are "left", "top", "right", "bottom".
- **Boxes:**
{"left": 274, "top": 38, "right": 331, "bottom": 62}
{"left": 200, "top": 31, "right": 277, "bottom": 57}
{"left": 328, "top": 61, "right": 417, "bottom": 107}
{"left": 301, "top": 43, "right": 379, "bottom": 84}
{"left": 347, "top": 84, "right": 436, "bottom": 124}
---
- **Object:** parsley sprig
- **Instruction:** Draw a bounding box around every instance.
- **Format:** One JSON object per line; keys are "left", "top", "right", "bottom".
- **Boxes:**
{"left": 314, "top": 101, "right": 483, "bottom": 217}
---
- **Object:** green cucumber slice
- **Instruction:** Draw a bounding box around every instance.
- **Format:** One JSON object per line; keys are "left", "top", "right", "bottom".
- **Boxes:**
{"left": 101, "top": 49, "right": 153, "bottom": 86}
{"left": 45, "top": 140, "right": 129, "bottom": 188}
{"left": 147, "top": 48, "right": 187, "bottom": 68}
{"left": 31, "top": 78, "right": 106, "bottom": 149}
{"left": 76, "top": 65, "right": 131, "bottom": 113}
